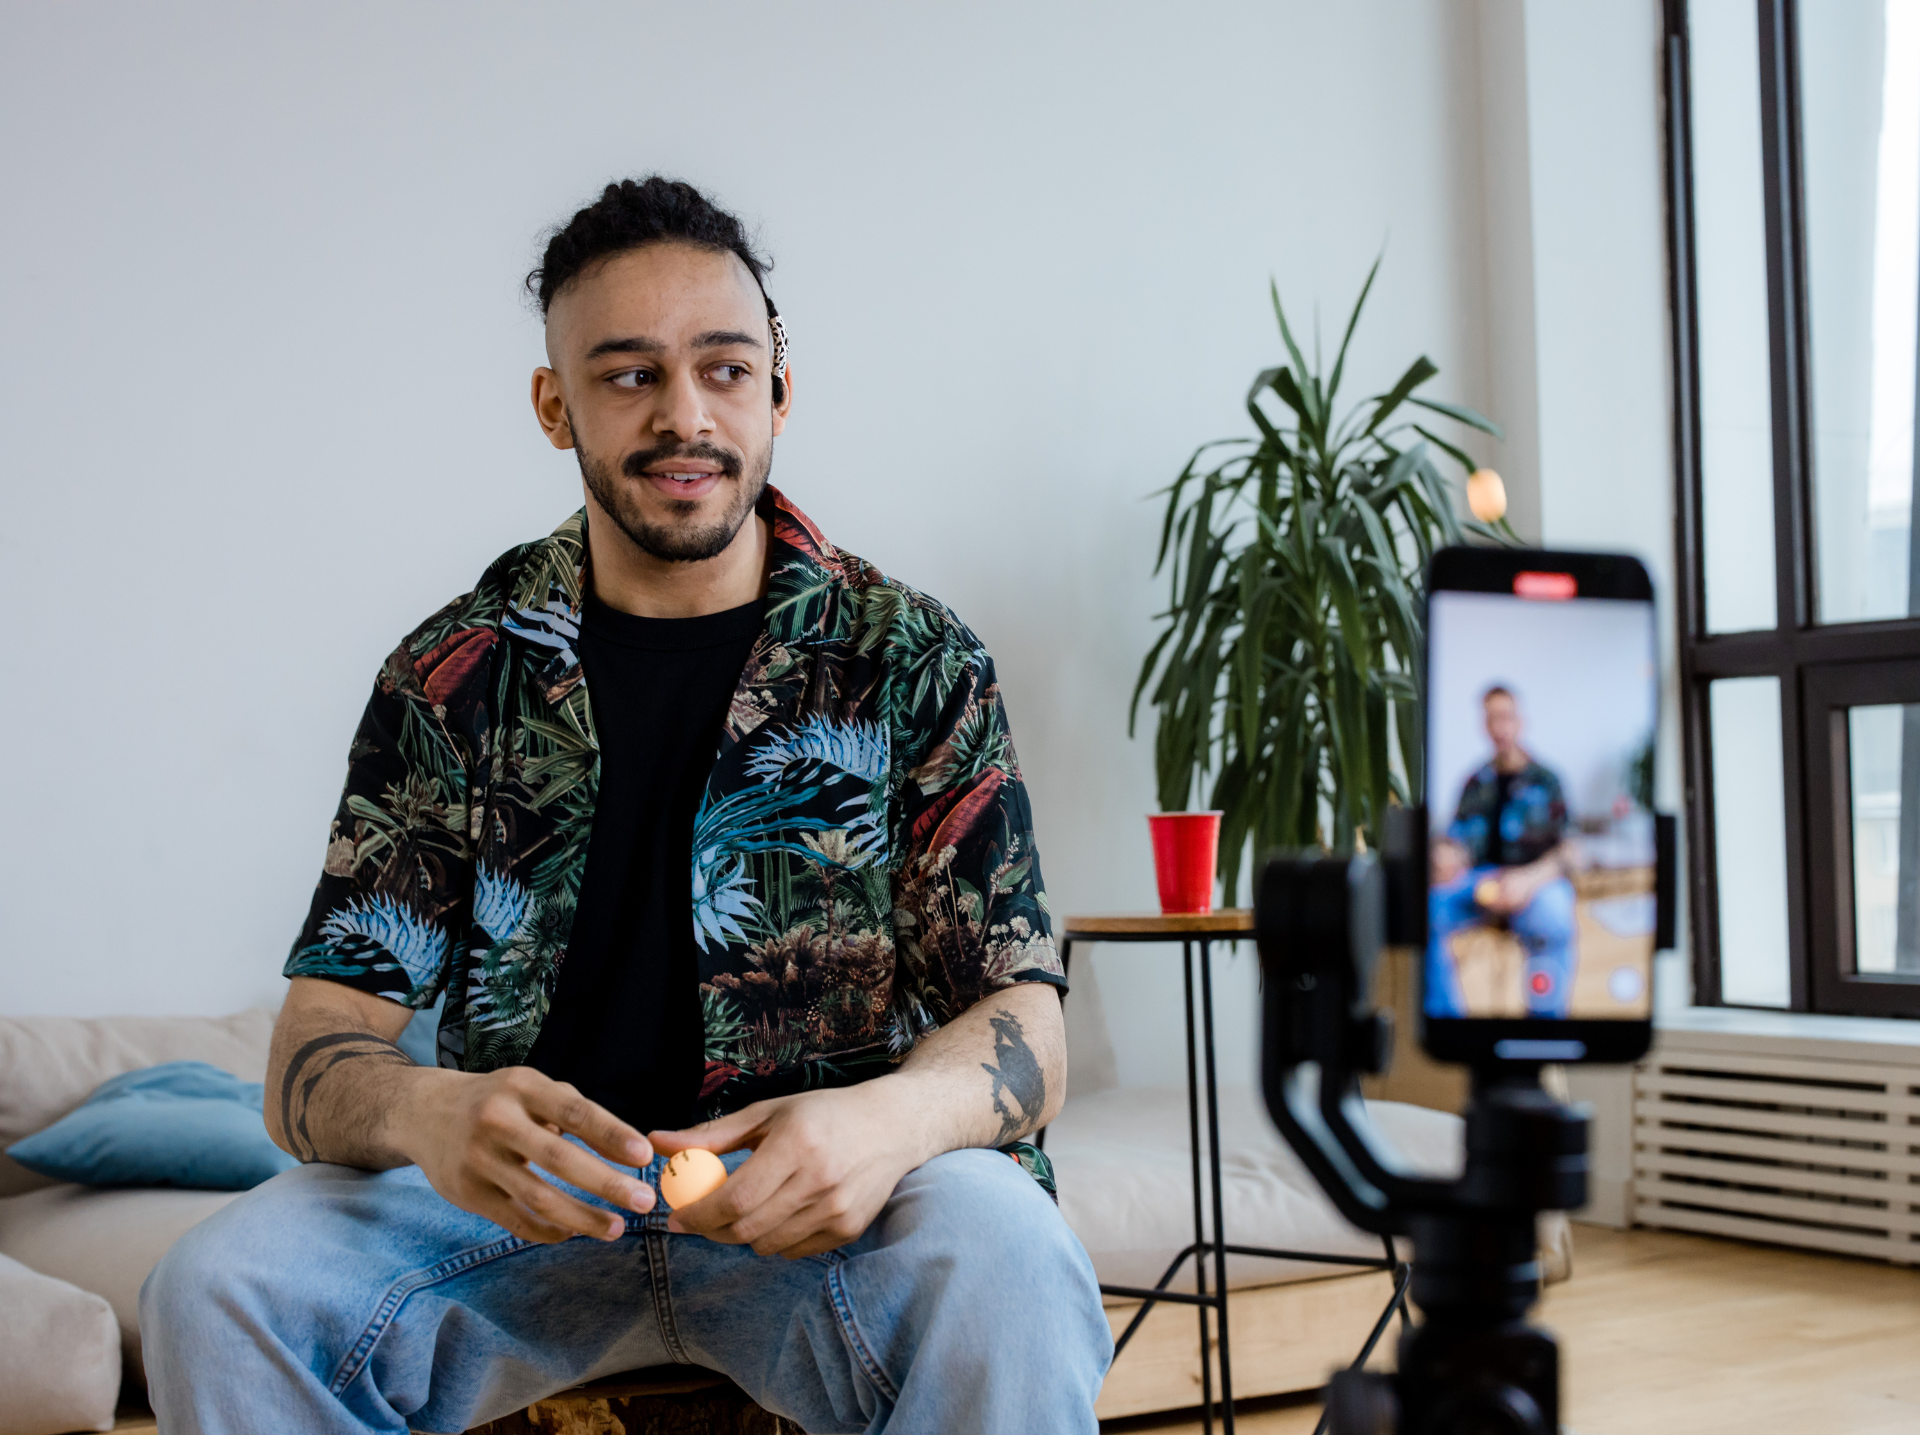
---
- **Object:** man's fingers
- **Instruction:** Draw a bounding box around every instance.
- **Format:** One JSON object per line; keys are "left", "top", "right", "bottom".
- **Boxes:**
{"left": 520, "top": 1077, "right": 652, "bottom": 1167}
{"left": 488, "top": 1161, "right": 625, "bottom": 1242}
{"left": 650, "top": 1102, "right": 769, "bottom": 1157}
{"left": 520, "top": 1131, "right": 656, "bottom": 1215}
{"left": 743, "top": 1199, "right": 848, "bottom": 1258}
{"left": 780, "top": 1229, "right": 855, "bottom": 1261}
{"left": 469, "top": 1181, "right": 575, "bottom": 1245}
{"left": 668, "top": 1157, "right": 806, "bottom": 1242}
{"left": 494, "top": 1201, "right": 575, "bottom": 1245}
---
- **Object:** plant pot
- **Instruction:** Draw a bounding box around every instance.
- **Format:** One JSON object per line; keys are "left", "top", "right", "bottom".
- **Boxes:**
{"left": 1147, "top": 811, "right": 1223, "bottom": 914}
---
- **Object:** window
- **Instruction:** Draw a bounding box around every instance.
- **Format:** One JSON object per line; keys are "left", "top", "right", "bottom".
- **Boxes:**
{"left": 1666, "top": 0, "right": 1920, "bottom": 1015}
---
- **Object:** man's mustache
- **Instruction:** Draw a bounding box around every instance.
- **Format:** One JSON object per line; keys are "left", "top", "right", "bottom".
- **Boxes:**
{"left": 620, "top": 440, "right": 743, "bottom": 480}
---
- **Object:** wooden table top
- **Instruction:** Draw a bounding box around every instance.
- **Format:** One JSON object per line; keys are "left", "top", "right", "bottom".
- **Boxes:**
{"left": 1061, "top": 909, "right": 1255, "bottom": 936}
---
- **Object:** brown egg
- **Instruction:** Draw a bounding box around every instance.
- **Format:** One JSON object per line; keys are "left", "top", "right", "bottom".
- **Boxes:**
{"left": 1475, "top": 878, "right": 1502, "bottom": 908}
{"left": 1467, "top": 468, "right": 1508, "bottom": 523}
{"left": 659, "top": 1148, "right": 728, "bottom": 1208}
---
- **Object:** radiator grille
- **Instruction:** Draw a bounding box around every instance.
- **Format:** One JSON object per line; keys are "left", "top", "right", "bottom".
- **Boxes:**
{"left": 1632, "top": 1046, "right": 1920, "bottom": 1264}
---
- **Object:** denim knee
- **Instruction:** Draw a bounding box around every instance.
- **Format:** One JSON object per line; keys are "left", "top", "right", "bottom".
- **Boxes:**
{"left": 831, "top": 1148, "right": 1109, "bottom": 1426}
{"left": 139, "top": 1201, "right": 265, "bottom": 1395}
{"left": 1514, "top": 877, "right": 1576, "bottom": 945}
{"left": 882, "top": 1149, "right": 1106, "bottom": 1329}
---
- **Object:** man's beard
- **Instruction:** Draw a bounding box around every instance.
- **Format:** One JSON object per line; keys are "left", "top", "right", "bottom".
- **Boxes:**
{"left": 574, "top": 430, "right": 772, "bottom": 563}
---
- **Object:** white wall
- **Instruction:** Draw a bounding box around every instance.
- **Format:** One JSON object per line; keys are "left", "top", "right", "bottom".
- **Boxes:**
{"left": 1427, "top": 592, "right": 1659, "bottom": 827}
{"left": 1, "top": 1, "right": 1514, "bottom": 1091}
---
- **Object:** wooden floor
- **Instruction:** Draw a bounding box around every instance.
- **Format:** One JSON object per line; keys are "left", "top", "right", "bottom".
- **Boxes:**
{"left": 112, "top": 1223, "right": 1920, "bottom": 1435}
{"left": 1106, "top": 1222, "right": 1920, "bottom": 1435}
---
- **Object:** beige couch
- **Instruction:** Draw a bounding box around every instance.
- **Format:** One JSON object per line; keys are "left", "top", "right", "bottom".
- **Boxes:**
{"left": 0, "top": 996, "right": 1466, "bottom": 1423}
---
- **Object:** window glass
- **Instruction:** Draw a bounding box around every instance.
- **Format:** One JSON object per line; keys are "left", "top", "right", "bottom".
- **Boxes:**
{"left": 1847, "top": 703, "right": 1920, "bottom": 974}
{"left": 1803, "top": 1, "right": 1920, "bottom": 624}
{"left": 1710, "top": 677, "right": 1792, "bottom": 1005}
{"left": 1691, "top": 0, "right": 1780, "bottom": 633}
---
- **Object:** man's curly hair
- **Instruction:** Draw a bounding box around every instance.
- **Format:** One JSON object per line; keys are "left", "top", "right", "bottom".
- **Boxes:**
{"left": 528, "top": 176, "right": 784, "bottom": 402}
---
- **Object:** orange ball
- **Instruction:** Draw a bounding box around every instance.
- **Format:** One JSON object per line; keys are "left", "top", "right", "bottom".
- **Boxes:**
{"left": 659, "top": 1148, "right": 728, "bottom": 1208}
{"left": 1475, "top": 878, "right": 1502, "bottom": 908}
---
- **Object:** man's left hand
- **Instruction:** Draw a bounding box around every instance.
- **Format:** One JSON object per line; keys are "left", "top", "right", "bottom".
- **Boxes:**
{"left": 650, "top": 1079, "right": 930, "bottom": 1259}
{"left": 1482, "top": 856, "right": 1562, "bottom": 914}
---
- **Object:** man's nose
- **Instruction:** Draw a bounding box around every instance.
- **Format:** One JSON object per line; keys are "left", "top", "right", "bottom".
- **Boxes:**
{"left": 651, "top": 368, "right": 715, "bottom": 440}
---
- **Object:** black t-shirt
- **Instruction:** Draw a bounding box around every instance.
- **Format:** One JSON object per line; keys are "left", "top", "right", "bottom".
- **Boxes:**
{"left": 1493, "top": 771, "right": 1520, "bottom": 865}
{"left": 524, "top": 591, "right": 763, "bottom": 1134}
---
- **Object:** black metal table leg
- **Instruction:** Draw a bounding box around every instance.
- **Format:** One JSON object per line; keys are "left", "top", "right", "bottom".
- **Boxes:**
{"left": 1181, "top": 938, "right": 1214, "bottom": 1435}
{"left": 1197, "top": 936, "right": 1235, "bottom": 1433}
{"left": 1067, "top": 918, "right": 1402, "bottom": 1431}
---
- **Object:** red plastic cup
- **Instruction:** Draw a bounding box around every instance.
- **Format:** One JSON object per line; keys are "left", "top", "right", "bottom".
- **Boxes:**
{"left": 1148, "top": 811, "right": 1223, "bottom": 914}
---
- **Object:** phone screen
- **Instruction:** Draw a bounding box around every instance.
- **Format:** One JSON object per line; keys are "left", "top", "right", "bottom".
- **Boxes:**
{"left": 1423, "top": 551, "right": 1657, "bottom": 1057}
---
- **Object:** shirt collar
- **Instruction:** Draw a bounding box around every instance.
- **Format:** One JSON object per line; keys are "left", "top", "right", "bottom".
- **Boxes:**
{"left": 502, "top": 486, "right": 851, "bottom": 705}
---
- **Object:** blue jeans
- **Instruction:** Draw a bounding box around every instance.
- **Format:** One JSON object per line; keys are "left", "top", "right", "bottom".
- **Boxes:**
{"left": 139, "top": 1145, "right": 1110, "bottom": 1434}
{"left": 1427, "top": 869, "right": 1578, "bottom": 1019}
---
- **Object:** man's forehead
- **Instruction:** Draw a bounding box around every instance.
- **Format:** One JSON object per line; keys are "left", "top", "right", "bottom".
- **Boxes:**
{"left": 547, "top": 243, "right": 764, "bottom": 354}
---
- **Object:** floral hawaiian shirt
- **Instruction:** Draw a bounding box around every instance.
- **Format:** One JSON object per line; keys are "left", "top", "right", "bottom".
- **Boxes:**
{"left": 285, "top": 487, "right": 1065, "bottom": 1185}
{"left": 1448, "top": 758, "right": 1568, "bottom": 869}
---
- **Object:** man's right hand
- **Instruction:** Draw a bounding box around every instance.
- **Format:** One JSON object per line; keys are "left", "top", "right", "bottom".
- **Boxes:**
{"left": 266, "top": 978, "right": 655, "bottom": 1247}
{"left": 392, "top": 1066, "right": 658, "bottom": 1244}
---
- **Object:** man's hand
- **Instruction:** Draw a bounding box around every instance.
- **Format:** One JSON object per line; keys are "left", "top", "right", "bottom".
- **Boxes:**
{"left": 651, "top": 980, "right": 1065, "bottom": 1260}
{"left": 1478, "top": 857, "right": 1557, "bottom": 915}
{"left": 266, "top": 978, "right": 655, "bottom": 1247}
{"left": 651, "top": 1080, "right": 925, "bottom": 1260}
{"left": 392, "top": 1065, "right": 658, "bottom": 1245}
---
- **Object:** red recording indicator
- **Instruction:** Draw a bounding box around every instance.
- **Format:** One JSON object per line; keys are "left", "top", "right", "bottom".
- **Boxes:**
{"left": 1513, "top": 571, "right": 1578, "bottom": 600}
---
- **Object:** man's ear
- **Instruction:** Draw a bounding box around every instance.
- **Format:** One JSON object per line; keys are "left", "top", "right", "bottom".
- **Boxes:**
{"left": 771, "top": 361, "right": 794, "bottom": 438}
{"left": 531, "top": 367, "right": 575, "bottom": 450}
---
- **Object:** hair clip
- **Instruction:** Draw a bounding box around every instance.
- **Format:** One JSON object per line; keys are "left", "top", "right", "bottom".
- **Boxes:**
{"left": 769, "top": 312, "right": 790, "bottom": 378}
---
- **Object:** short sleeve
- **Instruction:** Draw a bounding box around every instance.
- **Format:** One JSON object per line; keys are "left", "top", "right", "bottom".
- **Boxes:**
{"left": 283, "top": 644, "right": 477, "bottom": 1009}
{"left": 893, "top": 637, "right": 1065, "bottom": 1021}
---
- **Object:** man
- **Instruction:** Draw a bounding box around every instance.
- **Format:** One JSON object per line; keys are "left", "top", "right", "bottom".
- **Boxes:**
{"left": 141, "top": 177, "right": 1110, "bottom": 1434}
{"left": 1427, "top": 685, "right": 1579, "bottom": 1019}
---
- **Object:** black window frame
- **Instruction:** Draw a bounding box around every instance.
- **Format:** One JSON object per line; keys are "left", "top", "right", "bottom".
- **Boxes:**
{"left": 1664, "top": 0, "right": 1920, "bottom": 1017}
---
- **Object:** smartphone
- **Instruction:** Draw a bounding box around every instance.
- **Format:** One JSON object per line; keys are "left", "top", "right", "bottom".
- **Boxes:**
{"left": 1421, "top": 547, "right": 1657, "bottom": 1066}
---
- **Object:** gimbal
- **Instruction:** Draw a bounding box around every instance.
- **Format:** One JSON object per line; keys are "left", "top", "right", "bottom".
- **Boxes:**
{"left": 1254, "top": 806, "right": 1670, "bottom": 1434}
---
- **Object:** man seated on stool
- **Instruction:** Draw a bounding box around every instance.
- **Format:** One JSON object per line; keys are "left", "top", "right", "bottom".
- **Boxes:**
{"left": 140, "top": 176, "right": 1111, "bottom": 1435}
{"left": 1427, "top": 685, "right": 1579, "bottom": 1019}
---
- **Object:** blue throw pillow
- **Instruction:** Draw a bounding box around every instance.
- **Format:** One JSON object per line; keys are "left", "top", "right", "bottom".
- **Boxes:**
{"left": 7, "top": 1061, "right": 298, "bottom": 1191}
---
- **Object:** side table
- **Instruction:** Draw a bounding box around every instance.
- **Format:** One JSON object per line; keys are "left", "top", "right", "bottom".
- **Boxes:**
{"left": 1050, "top": 911, "right": 1408, "bottom": 1435}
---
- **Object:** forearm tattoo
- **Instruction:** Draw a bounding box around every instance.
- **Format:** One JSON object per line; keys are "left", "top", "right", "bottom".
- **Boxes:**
{"left": 980, "top": 1009, "right": 1046, "bottom": 1145}
{"left": 278, "top": 1030, "right": 414, "bottom": 1162}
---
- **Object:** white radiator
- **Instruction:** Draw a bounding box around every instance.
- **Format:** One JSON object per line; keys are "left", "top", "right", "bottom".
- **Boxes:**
{"left": 1631, "top": 1021, "right": 1920, "bottom": 1265}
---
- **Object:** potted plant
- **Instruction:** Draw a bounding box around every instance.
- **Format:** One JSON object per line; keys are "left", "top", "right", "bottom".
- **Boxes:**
{"left": 1132, "top": 262, "right": 1515, "bottom": 902}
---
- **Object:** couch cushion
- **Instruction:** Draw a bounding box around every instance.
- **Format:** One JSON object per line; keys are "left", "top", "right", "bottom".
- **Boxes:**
{"left": 0, "top": 1251, "right": 120, "bottom": 1435}
{"left": 1047, "top": 1084, "right": 1462, "bottom": 1296}
{"left": 0, "top": 1183, "right": 242, "bottom": 1387}
{"left": 9, "top": 1062, "right": 296, "bottom": 1191}
{"left": 0, "top": 1010, "right": 276, "bottom": 1197}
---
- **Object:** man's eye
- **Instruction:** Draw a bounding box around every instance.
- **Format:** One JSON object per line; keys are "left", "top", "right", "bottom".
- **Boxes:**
{"left": 712, "top": 364, "right": 750, "bottom": 383}
{"left": 609, "top": 369, "right": 654, "bottom": 389}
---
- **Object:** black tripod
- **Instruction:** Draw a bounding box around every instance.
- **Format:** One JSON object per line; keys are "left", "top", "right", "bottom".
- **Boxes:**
{"left": 1255, "top": 854, "right": 1585, "bottom": 1435}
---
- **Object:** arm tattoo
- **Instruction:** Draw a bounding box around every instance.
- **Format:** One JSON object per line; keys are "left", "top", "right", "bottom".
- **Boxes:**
{"left": 980, "top": 1009, "right": 1046, "bottom": 1145}
{"left": 279, "top": 1030, "right": 414, "bottom": 1162}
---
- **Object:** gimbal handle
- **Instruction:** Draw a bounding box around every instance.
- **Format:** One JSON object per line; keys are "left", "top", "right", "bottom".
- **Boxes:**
{"left": 1254, "top": 850, "right": 1590, "bottom": 1237}
{"left": 1256, "top": 852, "right": 1446, "bottom": 1234}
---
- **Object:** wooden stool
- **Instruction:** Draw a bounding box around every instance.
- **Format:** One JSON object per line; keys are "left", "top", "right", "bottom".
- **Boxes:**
{"left": 464, "top": 1368, "right": 801, "bottom": 1435}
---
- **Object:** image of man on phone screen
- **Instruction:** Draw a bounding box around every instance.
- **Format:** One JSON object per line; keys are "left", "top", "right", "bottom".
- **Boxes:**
{"left": 1428, "top": 685, "right": 1579, "bottom": 1018}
